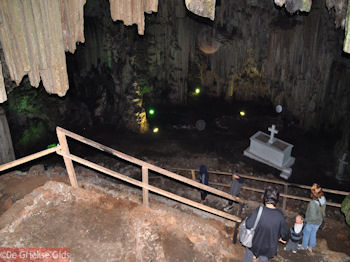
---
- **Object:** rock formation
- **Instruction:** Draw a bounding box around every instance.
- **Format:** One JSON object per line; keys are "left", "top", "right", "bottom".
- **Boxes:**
{"left": 0, "top": 0, "right": 86, "bottom": 101}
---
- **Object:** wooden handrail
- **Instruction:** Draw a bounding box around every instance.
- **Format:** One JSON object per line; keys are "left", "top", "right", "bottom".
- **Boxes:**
{"left": 209, "top": 182, "right": 341, "bottom": 208}
{"left": 168, "top": 167, "right": 349, "bottom": 196}
{"left": 56, "top": 127, "right": 244, "bottom": 204}
{"left": 56, "top": 148, "right": 241, "bottom": 222}
{"left": 0, "top": 145, "right": 60, "bottom": 172}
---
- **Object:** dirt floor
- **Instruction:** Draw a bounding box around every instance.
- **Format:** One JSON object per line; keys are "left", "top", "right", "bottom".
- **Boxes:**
{"left": 1, "top": 103, "right": 350, "bottom": 261}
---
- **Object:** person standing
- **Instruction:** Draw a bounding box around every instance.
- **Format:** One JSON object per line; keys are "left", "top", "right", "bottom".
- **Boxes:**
{"left": 284, "top": 215, "right": 304, "bottom": 253}
{"left": 199, "top": 165, "right": 209, "bottom": 204}
{"left": 242, "top": 186, "right": 289, "bottom": 262}
{"left": 224, "top": 173, "right": 244, "bottom": 212}
{"left": 301, "top": 183, "right": 326, "bottom": 252}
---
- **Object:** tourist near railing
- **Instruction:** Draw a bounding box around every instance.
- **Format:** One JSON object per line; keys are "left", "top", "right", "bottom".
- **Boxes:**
{"left": 0, "top": 127, "right": 243, "bottom": 225}
{"left": 167, "top": 167, "right": 349, "bottom": 209}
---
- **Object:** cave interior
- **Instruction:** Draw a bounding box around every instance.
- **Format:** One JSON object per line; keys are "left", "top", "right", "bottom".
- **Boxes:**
{"left": 0, "top": 1, "right": 350, "bottom": 193}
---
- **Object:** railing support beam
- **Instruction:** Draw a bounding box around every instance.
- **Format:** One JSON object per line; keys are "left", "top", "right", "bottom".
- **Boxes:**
{"left": 56, "top": 127, "right": 78, "bottom": 188}
{"left": 142, "top": 166, "right": 149, "bottom": 207}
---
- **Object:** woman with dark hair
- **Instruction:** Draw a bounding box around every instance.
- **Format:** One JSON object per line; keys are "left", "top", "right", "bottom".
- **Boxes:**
{"left": 242, "top": 186, "right": 289, "bottom": 262}
{"left": 300, "top": 183, "right": 326, "bottom": 252}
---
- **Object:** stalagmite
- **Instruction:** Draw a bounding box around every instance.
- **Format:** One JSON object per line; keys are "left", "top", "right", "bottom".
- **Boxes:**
{"left": 109, "top": 0, "right": 158, "bottom": 35}
{"left": 0, "top": 0, "right": 86, "bottom": 103}
{"left": 0, "top": 106, "right": 15, "bottom": 164}
{"left": 185, "top": 0, "right": 216, "bottom": 21}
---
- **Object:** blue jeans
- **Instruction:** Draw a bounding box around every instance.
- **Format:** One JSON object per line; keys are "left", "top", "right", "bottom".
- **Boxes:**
{"left": 302, "top": 223, "right": 321, "bottom": 248}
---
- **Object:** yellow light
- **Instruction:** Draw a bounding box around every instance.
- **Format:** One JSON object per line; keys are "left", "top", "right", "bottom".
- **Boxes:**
{"left": 240, "top": 111, "right": 245, "bottom": 116}
{"left": 195, "top": 88, "right": 200, "bottom": 94}
{"left": 153, "top": 127, "right": 159, "bottom": 133}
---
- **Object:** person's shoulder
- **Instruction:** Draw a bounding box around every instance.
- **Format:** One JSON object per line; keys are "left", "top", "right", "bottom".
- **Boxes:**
{"left": 264, "top": 207, "right": 285, "bottom": 218}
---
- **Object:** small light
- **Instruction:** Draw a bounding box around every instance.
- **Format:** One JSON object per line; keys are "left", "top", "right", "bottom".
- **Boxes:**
{"left": 240, "top": 111, "right": 246, "bottom": 116}
{"left": 148, "top": 108, "right": 155, "bottom": 116}
{"left": 153, "top": 127, "right": 159, "bottom": 133}
{"left": 195, "top": 88, "right": 201, "bottom": 94}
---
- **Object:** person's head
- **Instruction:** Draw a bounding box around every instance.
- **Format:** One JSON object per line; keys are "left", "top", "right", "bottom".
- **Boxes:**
{"left": 263, "top": 186, "right": 280, "bottom": 206}
{"left": 295, "top": 215, "right": 303, "bottom": 224}
{"left": 200, "top": 165, "right": 207, "bottom": 174}
{"left": 310, "top": 183, "right": 323, "bottom": 199}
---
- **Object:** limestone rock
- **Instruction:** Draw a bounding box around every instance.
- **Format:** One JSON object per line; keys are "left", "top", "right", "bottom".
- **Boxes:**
{"left": 274, "top": 0, "right": 286, "bottom": 7}
{"left": 0, "top": 0, "right": 86, "bottom": 102}
{"left": 185, "top": 0, "right": 216, "bottom": 21}
{"left": 109, "top": 0, "right": 158, "bottom": 35}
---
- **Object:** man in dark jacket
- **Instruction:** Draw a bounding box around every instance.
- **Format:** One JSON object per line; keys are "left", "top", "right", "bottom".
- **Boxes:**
{"left": 243, "top": 186, "right": 289, "bottom": 262}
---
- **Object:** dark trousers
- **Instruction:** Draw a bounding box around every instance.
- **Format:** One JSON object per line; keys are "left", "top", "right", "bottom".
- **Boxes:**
{"left": 200, "top": 190, "right": 207, "bottom": 201}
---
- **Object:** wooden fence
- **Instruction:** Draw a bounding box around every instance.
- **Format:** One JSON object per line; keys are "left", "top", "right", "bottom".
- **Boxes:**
{"left": 167, "top": 168, "right": 349, "bottom": 209}
{"left": 0, "top": 127, "right": 243, "bottom": 223}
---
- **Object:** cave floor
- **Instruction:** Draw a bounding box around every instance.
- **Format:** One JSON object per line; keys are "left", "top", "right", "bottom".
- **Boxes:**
{"left": 0, "top": 166, "right": 349, "bottom": 262}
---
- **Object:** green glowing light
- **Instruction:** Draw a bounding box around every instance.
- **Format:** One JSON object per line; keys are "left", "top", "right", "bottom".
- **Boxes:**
{"left": 47, "top": 143, "right": 57, "bottom": 149}
{"left": 195, "top": 88, "right": 201, "bottom": 94}
{"left": 153, "top": 127, "right": 159, "bottom": 133}
{"left": 240, "top": 111, "right": 246, "bottom": 116}
{"left": 148, "top": 108, "right": 155, "bottom": 115}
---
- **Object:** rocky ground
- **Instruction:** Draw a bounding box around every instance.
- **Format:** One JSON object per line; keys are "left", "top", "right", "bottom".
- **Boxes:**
{"left": 0, "top": 158, "right": 349, "bottom": 261}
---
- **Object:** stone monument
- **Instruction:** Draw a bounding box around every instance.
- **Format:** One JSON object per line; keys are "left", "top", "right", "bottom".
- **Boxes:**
{"left": 243, "top": 124, "right": 295, "bottom": 179}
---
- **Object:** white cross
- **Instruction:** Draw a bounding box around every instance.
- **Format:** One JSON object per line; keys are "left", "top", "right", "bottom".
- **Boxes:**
{"left": 268, "top": 124, "right": 278, "bottom": 144}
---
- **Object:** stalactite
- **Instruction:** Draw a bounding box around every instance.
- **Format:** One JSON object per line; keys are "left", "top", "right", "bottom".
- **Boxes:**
{"left": 185, "top": 0, "right": 216, "bottom": 21}
{"left": 0, "top": 0, "right": 86, "bottom": 103}
{"left": 109, "top": 0, "right": 158, "bottom": 35}
{"left": 59, "top": 0, "right": 86, "bottom": 53}
{"left": 275, "top": 0, "right": 312, "bottom": 13}
{"left": 344, "top": 0, "right": 350, "bottom": 53}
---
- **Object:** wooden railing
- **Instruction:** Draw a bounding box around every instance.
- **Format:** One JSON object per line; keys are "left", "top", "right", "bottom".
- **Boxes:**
{"left": 0, "top": 145, "right": 60, "bottom": 172}
{"left": 0, "top": 127, "right": 244, "bottom": 223}
{"left": 54, "top": 127, "right": 242, "bottom": 223}
{"left": 167, "top": 168, "right": 349, "bottom": 209}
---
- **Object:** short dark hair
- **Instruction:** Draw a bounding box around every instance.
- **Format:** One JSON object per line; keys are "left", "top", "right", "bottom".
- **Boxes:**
{"left": 263, "top": 186, "right": 280, "bottom": 206}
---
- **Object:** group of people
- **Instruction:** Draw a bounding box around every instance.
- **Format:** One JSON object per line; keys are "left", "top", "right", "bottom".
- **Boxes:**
{"left": 198, "top": 165, "right": 327, "bottom": 262}
{"left": 243, "top": 183, "right": 326, "bottom": 261}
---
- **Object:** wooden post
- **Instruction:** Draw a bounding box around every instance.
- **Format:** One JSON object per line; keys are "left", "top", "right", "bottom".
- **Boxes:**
{"left": 283, "top": 184, "right": 288, "bottom": 210}
{"left": 56, "top": 127, "right": 78, "bottom": 188}
{"left": 142, "top": 166, "right": 149, "bottom": 207}
{"left": 191, "top": 170, "right": 195, "bottom": 180}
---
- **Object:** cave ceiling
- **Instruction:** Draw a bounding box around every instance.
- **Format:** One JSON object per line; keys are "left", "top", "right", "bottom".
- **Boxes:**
{"left": 0, "top": 0, "right": 349, "bottom": 103}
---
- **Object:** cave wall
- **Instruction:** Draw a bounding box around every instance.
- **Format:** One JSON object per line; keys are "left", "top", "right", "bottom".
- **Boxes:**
{"left": 68, "top": 0, "right": 350, "bottom": 132}
{"left": 133, "top": 0, "right": 349, "bottom": 130}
